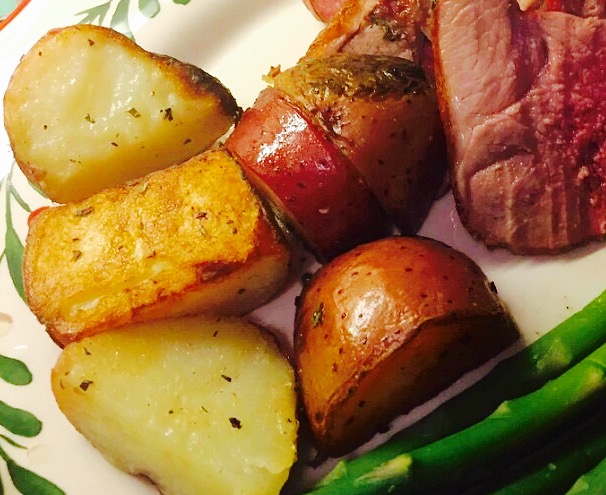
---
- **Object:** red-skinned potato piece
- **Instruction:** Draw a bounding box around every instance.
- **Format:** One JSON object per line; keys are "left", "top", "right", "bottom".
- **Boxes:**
{"left": 294, "top": 236, "right": 518, "bottom": 456}
{"left": 225, "top": 87, "right": 391, "bottom": 262}
{"left": 271, "top": 54, "right": 447, "bottom": 234}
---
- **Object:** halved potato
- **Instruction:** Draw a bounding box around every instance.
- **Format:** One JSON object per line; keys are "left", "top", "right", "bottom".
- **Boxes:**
{"left": 294, "top": 236, "right": 518, "bottom": 456}
{"left": 225, "top": 87, "right": 391, "bottom": 262}
{"left": 3, "top": 24, "right": 240, "bottom": 203}
{"left": 24, "top": 150, "right": 291, "bottom": 346}
{"left": 51, "top": 315, "right": 299, "bottom": 495}
{"left": 270, "top": 54, "right": 447, "bottom": 234}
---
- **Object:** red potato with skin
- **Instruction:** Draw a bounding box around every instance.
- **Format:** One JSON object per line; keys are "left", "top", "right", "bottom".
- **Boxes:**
{"left": 225, "top": 87, "right": 391, "bottom": 262}
{"left": 270, "top": 54, "right": 447, "bottom": 234}
{"left": 294, "top": 236, "right": 519, "bottom": 456}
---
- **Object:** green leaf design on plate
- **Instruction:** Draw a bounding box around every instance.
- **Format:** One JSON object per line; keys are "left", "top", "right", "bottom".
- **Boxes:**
{"left": 0, "top": 420, "right": 63, "bottom": 493}
{"left": 8, "top": 180, "right": 32, "bottom": 213}
{"left": 4, "top": 223, "right": 25, "bottom": 303}
{"left": 77, "top": 0, "right": 191, "bottom": 39}
{"left": 139, "top": 0, "right": 160, "bottom": 18}
{"left": 1, "top": 2, "right": 191, "bottom": 493}
{"left": 76, "top": 2, "right": 111, "bottom": 25}
{"left": 6, "top": 456, "right": 65, "bottom": 495}
{"left": 0, "top": 401, "right": 42, "bottom": 438}
{"left": 0, "top": 355, "right": 32, "bottom": 386}
{"left": 110, "top": 0, "right": 133, "bottom": 38}
{"left": 3, "top": 164, "right": 28, "bottom": 302}
{"left": 1, "top": 434, "right": 25, "bottom": 449}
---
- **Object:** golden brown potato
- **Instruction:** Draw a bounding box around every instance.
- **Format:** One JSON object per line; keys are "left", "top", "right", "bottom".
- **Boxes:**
{"left": 51, "top": 315, "right": 299, "bottom": 495}
{"left": 3, "top": 24, "right": 240, "bottom": 203}
{"left": 294, "top": 236, "right": 518, "bottom": 456}
{"left": 24, "top": 150, "right": 291, "bottom": 346}
{"left": 270, "top": 54, "right": 446, "bottom": 234}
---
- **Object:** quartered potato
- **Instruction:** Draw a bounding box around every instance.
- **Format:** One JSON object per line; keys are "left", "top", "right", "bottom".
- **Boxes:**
{"left": 225, "top": 87, "right": 391, "bottom": 262}
{"left": 270, "top": 53, "right": 446, "bottom": 234}
{"left": 51, "top": 315, "right": 299, "bottom": 495}
{"left": 294, "top": 236, "right": 518, "bottom": 456}
{"left": 24, "top": 150, "right": 291, "bottom": 346}
{"left": 3, "top": 24, "right": 240, "bottom": 203}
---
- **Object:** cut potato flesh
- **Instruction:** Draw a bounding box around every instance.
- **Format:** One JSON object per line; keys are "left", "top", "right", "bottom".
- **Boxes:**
{"left": 23, "top": 150, "right": 291, "bottom": 346}
{"left": 51, "top": 316, "right": 299, "bottom": 495}
{"left": 3, "top": 24, "right": 240, "bottom": 203}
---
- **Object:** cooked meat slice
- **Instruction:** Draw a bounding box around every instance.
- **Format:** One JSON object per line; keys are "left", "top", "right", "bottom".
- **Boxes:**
{"left": 540, "top": 0, "right": 606, "bottom": 17}
{"left": 434, "top": 0, "right": 606, "bottom": 253}
{"left": 306, "top": 0, "right": 433, "bottom": 65}
{"left": 302, "top": 0, "right": 346, "bottom": 22}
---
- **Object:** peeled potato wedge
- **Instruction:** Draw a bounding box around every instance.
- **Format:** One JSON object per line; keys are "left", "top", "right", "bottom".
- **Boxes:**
{"left": 23, "top": 150, "right": 291, "bottom": 346}
{"left": 3, "top": 24, "right": 240, "bottom": 203}
{"left": 51, "top": 315, "right": 299, "bottom": 495}
{"left": 294, "top": 236, "right": 518, "bottom": 456}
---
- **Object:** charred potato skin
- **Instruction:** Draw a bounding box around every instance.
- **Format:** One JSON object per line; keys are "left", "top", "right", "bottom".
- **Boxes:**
{"left": 294, "top": 236, "right": 518, "bottom": 456}
{"left": 271, "top": 54, "right": 447, "bottom": 234}
{"left": 24, "top": 150, "right": 291, "bottom": 346}
{"left": 4, "top": 24, "right": 241, "bottom": 203}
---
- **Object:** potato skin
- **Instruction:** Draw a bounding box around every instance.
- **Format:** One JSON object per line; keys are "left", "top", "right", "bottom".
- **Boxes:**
{"left": 24, "top": 150, "right": 291, "bottom": 346}
{"left": 225, "top": 87, "right": 391, "bottom": 262}
{"left": 51, "top": 315, "right": 299, "bottom": 495}
{"left": 3, "top": 24, "right": 240, "bottom": 203}
{"left": 294, "top": 236, "right": 518, "bottom": 456}
{"left": 271, "top": 54, "right": 447, "bottom": 234}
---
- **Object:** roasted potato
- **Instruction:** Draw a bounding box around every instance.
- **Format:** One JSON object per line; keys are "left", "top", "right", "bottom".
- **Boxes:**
{"left": 51, "top": 315, "right": 299, "bottom": 495}
{"left": 225, "top": 87, "right": 391, "bottom": 262}
{"left": 294, "top": 236, "right": 518, "bottom": 456}
{"left": 270, "top": 54, "right": 447, "bottom": 234}
{"left": 24, "top": 150, "right": 291, "bottom": 346}
{"left": 3, "top": 24, "right": 240, "bottom": 203}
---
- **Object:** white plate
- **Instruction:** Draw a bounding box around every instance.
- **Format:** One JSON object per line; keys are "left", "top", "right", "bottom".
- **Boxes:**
{"left": 1, "top": 1, "right": 605, "bottom": 494}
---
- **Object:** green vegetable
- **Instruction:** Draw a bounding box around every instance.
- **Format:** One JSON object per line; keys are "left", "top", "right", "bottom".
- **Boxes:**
{"left": 317, "top": 289, "right": 606, "bottom": 489}
{"left": 305, "top": 327, "right": 606, "bottom": 494}
{"left": 464, "top": 405, "right": 606, "bottom": 494}
{"left": 566, "top": 455, "right": 606, "bottom": 494}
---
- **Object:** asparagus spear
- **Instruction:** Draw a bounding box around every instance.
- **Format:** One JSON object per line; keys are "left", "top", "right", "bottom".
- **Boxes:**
{"left": 316, "top": 289, "right": 606, "bottom": 488}
{"left": 304, "top": 338, "right": 606, "bottom": 495}
{"left": 566, "top": 455, "right": 606, "bottom": 495}
{"left": 472, "top": 406, "right": 606, "bottom": 494}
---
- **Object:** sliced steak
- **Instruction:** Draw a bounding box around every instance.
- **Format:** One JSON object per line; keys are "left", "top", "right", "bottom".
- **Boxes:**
{"left": 433, "top": 0, "right": 606, "bottom": 253}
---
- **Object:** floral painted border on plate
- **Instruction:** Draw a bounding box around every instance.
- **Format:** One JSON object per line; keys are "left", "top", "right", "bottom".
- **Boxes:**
{"left": 0, "top": 1, "right": 189, "bottom": 492}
